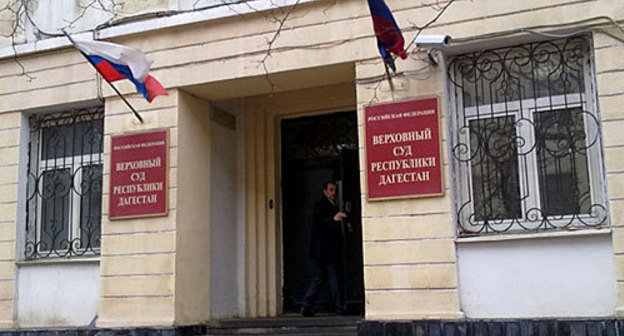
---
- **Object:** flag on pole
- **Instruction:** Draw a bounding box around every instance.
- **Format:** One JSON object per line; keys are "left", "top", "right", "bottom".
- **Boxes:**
{"left": 367, "top": 0, "right": 408, "bottom": 71}
{"left": 73, "top": 39, "right": 168, "bottom": 103}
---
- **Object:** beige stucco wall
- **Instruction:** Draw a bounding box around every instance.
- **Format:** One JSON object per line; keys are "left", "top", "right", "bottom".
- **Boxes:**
{"left": 355, "top": 57, "right": 461, "bottom": 320}
{"left": 99, "top": 89, "right": 214, "bottom": 328}
{"left": 175, "top": 90, "right": 212, "bottom": 324}
{"left": 594, "top": 29, "right": 624, "bottom": 317}
{"left": 0, "top": 112, "right": 19, "bottom": 329}
{"left": 99, "top": 91, "right": 179, "bottom": 327}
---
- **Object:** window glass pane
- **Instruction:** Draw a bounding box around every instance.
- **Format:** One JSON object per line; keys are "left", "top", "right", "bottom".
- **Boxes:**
{"left": 75, "top": 119, "right": 104, "bottom": 160}
{"left": 469, "top": 116, "right": 522, "bottom": 221}
{"left": 455, "top": 37, "right": 587, "bottom": 107}
{"left": 80, "top": 164, "right": 102, "bottom": 249}
{"left": 40, "top": 168, "right": 71, "bottom": 251}
{"left": 41, "top": 119, "right": 103, "bottom": 160}
{"left": 534, "top": 108, "right": 591, "bottom": 216}
{"left": 41, "top": 123, "right": 72, "bottom": 160}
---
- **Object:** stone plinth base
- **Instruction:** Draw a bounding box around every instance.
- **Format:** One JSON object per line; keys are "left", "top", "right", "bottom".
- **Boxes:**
{"left": 358, "top": 319, "right": 622, "bottom": 336}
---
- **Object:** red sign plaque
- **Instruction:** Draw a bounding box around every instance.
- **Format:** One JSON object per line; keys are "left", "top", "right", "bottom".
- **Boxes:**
{"left": 109, "top": 130, "right": 168, "bottom": 219}
{"left": 365, "top": 97, "right": 443, "bottom": 200}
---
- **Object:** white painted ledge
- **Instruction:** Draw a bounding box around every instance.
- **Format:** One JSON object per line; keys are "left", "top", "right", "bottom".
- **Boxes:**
{"left": 0, "top": 0, "right": 321, "bottom": 60}
{"left": 16, "top": 256, "right": 100, "bottom": 266}
{"left": 365, "top": 312, "right": 465, "bottom": 321}
{"left": 456, "top": 227, "right": 612, "bottom": 244}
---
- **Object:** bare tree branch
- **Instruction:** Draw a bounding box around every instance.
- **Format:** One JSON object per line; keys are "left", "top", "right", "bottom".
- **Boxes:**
{"left": 1, "top": 0, "right": 35, "bottom": 80}
{"left": 255, "top": 0, "right": 301, "bottom": 93}
{"left": 0, "top": 0, "right": 457, "bottom": 96}
{"left": 322, "top": 0, "right": 336, "bottom": 14}
{"left": 406, "top": 0, "right": 457, "bottom": 51}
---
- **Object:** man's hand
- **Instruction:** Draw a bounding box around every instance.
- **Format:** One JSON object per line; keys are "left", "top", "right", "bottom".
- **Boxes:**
{"left": 333, "top": 212, "right": 347, "bottom": 222}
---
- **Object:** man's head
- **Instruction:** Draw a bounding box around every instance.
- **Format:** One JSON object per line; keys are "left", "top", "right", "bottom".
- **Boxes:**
{"left": 323, "top": 181, "right": 337, "bottom": 200}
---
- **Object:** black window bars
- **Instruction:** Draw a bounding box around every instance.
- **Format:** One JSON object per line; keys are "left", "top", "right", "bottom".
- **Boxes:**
{"left": 448, "top": 36, "right": 608, "bottom": 236}
{"left": 25, "top": 107, "right": 103, "bottom": 259}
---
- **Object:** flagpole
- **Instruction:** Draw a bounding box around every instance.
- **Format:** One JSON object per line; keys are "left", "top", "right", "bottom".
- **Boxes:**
{"left": 383, "top": 61, "right": 395, "bottom": 92}
{"left": 62, "top": 30, "right": 144, "bottom": 123}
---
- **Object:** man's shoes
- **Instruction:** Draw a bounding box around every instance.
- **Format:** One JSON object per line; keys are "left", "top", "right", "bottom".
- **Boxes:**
{"left": 335, "top": 306, "right": 348, "bottom": 315}
{"left": 301, "top": 306, "right": 315, "bottom": 317}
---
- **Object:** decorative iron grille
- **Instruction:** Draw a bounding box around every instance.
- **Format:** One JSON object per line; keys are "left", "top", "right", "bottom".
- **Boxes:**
{"left": 25, "top": 107, "right": 104, "bottom": 259}
{"left": 281, "top": 112, "right": 358, "bottom": 160}
{"left": 448, "top": 36, "right": 608, "bottom": 236}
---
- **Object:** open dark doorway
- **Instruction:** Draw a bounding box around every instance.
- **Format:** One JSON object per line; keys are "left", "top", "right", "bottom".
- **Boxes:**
{"left": 280, "top": 111, "right": 364, "bottom": 315}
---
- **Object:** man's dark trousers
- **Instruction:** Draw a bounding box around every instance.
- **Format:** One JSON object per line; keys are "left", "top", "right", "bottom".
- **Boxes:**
{"left": 301, "top": 260, "right": 344, "bottom": 312}
{"left": 302, "top": 196, "right": 345, "bottom": 314}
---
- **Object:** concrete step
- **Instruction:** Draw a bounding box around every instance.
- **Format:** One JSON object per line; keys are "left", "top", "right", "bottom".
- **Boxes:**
{"left": 204, "top": 316, "right": 360, "bottom": 336}
{"left": 205, "top": 331, "right": 357, "bottom": 336}
{"left": 205, "top": 329, "right": 356, "bottom": 336}
{"left": 206, "top": 333, "right": 356, "bottom": 336}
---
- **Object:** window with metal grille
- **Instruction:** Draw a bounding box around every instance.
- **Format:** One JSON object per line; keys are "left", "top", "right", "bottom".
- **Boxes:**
{"left": 25, "top": 107, "right": 103, "bottom": 259}
{"left": 448, "top": 36, "right": 608, "bottom": 236}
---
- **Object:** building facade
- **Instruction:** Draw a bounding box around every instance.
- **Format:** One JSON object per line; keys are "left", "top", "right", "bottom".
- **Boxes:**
{"left": 0, "top": 0, "right": 623, "bottom": 335}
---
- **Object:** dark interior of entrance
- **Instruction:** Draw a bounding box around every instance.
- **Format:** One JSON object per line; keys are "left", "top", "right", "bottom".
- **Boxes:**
{"left": 281, "top": 111, "right": 364, "bottom": 315}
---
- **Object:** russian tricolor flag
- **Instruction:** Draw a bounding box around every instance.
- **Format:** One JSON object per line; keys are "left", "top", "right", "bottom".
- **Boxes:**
{"left": 367, "top": 0, "right": 408, "bottom": 62}
{"left": 74, "top": 39, "right": 168, "bottom": 102}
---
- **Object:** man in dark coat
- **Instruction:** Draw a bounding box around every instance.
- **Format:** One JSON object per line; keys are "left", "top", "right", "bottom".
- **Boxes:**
{"left": 300, "top": 181, "right": 347, "bottom": 317}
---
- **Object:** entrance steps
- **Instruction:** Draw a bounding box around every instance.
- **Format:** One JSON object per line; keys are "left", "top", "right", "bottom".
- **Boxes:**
{"left": 204, "top": 315, "right": 359, "bottom": 336}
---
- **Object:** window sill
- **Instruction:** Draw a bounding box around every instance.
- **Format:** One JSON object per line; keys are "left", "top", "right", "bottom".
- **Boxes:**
{"left": 456, "top": 227, "right": 612, "bottom": 244}
{"left": 16, "top": 255, "right": 100, "bottom": 266}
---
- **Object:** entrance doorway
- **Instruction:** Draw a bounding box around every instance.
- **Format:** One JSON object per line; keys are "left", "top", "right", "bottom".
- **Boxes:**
{"left": 280, "top": 111, "right": 364, "bottom": 315}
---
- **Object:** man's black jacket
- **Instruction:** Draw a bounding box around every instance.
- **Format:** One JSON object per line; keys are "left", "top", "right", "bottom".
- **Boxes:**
{"left": 309, "top": 197, "right": 343, "bottom": 263}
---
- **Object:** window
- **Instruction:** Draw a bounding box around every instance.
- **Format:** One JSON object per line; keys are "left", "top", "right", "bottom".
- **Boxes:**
{"left": 448, "top": 36, "right": 608, "bottom": 236}
{"left": 25, "top": 108, "right": 103, "bottom": 259}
